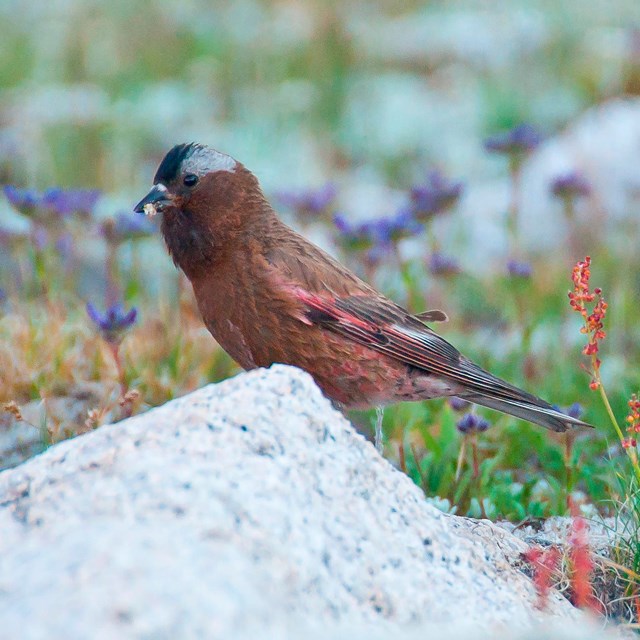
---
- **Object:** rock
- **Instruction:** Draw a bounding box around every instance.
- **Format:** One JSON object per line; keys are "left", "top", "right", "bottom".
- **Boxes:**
{"left": 498, "top": 515, "right": 621, "bottom": 555}
{"left": 0, "top": 364, "right": 611, "bottom": 639}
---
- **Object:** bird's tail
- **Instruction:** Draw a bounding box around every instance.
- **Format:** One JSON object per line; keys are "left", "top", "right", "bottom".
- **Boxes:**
{"left": 460, "top": 391, "right": 589, "bottom": 432}
{"left": 455, "top": 359, "right": 593, "bottom": 432}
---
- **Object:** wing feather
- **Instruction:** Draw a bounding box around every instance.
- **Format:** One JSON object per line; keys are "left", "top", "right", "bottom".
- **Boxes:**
{"left": 293, "top": 290, "right": 555, "bottom": 406}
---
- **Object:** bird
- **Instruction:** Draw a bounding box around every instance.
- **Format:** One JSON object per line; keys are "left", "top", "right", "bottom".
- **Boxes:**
{"left": 134, "top": 143, "right": 591, "bottom": 432}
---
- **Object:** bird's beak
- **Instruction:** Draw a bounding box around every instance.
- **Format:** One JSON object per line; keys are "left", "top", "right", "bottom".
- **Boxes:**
{"left": 134, "top": 184, "right": 172, "bottom": 217}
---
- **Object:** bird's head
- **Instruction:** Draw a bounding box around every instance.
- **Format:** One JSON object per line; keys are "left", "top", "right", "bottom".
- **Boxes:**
{"left": 134, "top": 143, "right": 269, "bottom": 276}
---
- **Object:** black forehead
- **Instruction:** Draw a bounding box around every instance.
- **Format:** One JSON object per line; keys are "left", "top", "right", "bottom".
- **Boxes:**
{"left": 153, "top": 143, "right": 198, "bottom": 184}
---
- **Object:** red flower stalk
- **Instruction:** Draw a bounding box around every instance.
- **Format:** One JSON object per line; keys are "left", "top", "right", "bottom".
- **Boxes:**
{"left": 567, "top": 506, "right": 601, "bottom": 613}
{"left": 569, "top": 258, "right": 640, "bottom": 481}
{"left": 524, "top": 546, "right": 561, "bottom": 609}
{"left": 568, "top": 256, "right": 607, "bottom": 389}
{"left": 623, "top": 394, "right": 640, "bottom": 449}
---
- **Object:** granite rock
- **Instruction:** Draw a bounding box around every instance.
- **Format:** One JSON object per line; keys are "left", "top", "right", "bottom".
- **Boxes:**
{"left": 0, "top": 364, "right": 605, "bottom": 639}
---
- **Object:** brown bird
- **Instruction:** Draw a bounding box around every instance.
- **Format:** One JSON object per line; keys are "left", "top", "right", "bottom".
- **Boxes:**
{"left": 135, "top": 143, "right": 590, "bottom": 432}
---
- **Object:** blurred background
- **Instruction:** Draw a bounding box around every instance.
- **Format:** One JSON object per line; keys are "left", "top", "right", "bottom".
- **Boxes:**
{"left": 1, "top": 0, "right": 640, "bottom": 533}
{"left": 2, "top": 0, "right": 639, "bottom": 228}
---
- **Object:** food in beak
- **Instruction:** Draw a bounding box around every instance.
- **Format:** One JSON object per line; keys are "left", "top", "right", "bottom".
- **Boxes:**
{"left": 143, "top": 202, "right": 159, "bottom": 218}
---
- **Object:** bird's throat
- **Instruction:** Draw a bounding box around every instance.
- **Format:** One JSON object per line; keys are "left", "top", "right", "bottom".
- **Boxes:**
{"left": 161, "top": 210, "right": 218, "bottom": 279}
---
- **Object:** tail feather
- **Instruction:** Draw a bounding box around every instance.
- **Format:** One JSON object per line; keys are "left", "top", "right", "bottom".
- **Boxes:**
{"left": 460, "top": 391, "right": 591, "bottom": 432}
{"left": 447, "top": 355, "right": 594, "bottom": 432}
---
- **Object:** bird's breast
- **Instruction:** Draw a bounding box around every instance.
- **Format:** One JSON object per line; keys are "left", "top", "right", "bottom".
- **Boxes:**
{"left": 190, "top": 260, "right": 425, "bottom": 408}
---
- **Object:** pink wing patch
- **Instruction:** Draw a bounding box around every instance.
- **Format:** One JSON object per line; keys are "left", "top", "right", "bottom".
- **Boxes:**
{"left": 292, "top": 288, "right": 379, "bottom": 333}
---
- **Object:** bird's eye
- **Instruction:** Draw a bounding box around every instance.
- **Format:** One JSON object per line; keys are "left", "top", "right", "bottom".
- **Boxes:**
{"left": 183, "top": 174, "right": 199, "bottom": 187}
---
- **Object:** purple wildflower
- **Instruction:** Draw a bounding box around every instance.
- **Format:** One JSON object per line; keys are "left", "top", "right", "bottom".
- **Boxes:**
{"left": 367, "top": 209, "right": 422, "bottom": 246}
{"left": 409, "top": 171, "right": 463, "bottom": 222}
{"left": 333, "top": 210, "right": 420, "bottom": 254}
{"left": 484, "top": 124, "right": 543, "bottom": 157}
{"left": 44, "top": 188, "right": 100, "bottom": 218}
{"left": 333, "top": 214, "right": 378, "bottom": 252}
{"left": 277, "top": 183, "right": 337, "bottom": 219}
{"left": 449, "top": 396, "right": 471, "bottom": 412}
{"left": 566, "top": 402, "right": 584, "bottom": 420}
{"left": 3, "top": 186, "right": 41, "bottom": 216}
{"left": 456, "top": 413, "right": 491, "bottom": 434}
{"left": 428, "top": 252, "right": 461, "bottom": 276}
{"left": 86, "top": 302, "right": 138, "bottom": 345}
{"left": 101, "top": 212, "right": 156, "bottom": 245}
{"left": 550, "top": 172, "right": 591, "bottom": 201}
{"left": 506, "top": 259, "right": 532, "bottom": 279}
{"left": 4, "top": 186, "right": 100, "bottom": 221}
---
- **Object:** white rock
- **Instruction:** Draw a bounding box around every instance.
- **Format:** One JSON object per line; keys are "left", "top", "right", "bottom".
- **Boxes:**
{"left": 0, "top": 364, "right": 609, "bottom": 639}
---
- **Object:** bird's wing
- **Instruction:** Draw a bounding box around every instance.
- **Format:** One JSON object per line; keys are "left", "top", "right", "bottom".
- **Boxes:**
{"left": 290, "top": 289, "right": 560, "bottom": 407}
{"left": 266, "top": 241, "right": 590, "bottom": 431}
{"left": 291, "top": 289, "right": 466, "bottom": 376}
{"left": 266, "top": 238, "right": 467, "bottom": 381}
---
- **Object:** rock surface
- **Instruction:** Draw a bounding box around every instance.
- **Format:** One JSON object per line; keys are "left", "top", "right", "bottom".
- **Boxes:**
{"left": 0, "top": 364, "right": 608, "bottom": 639}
